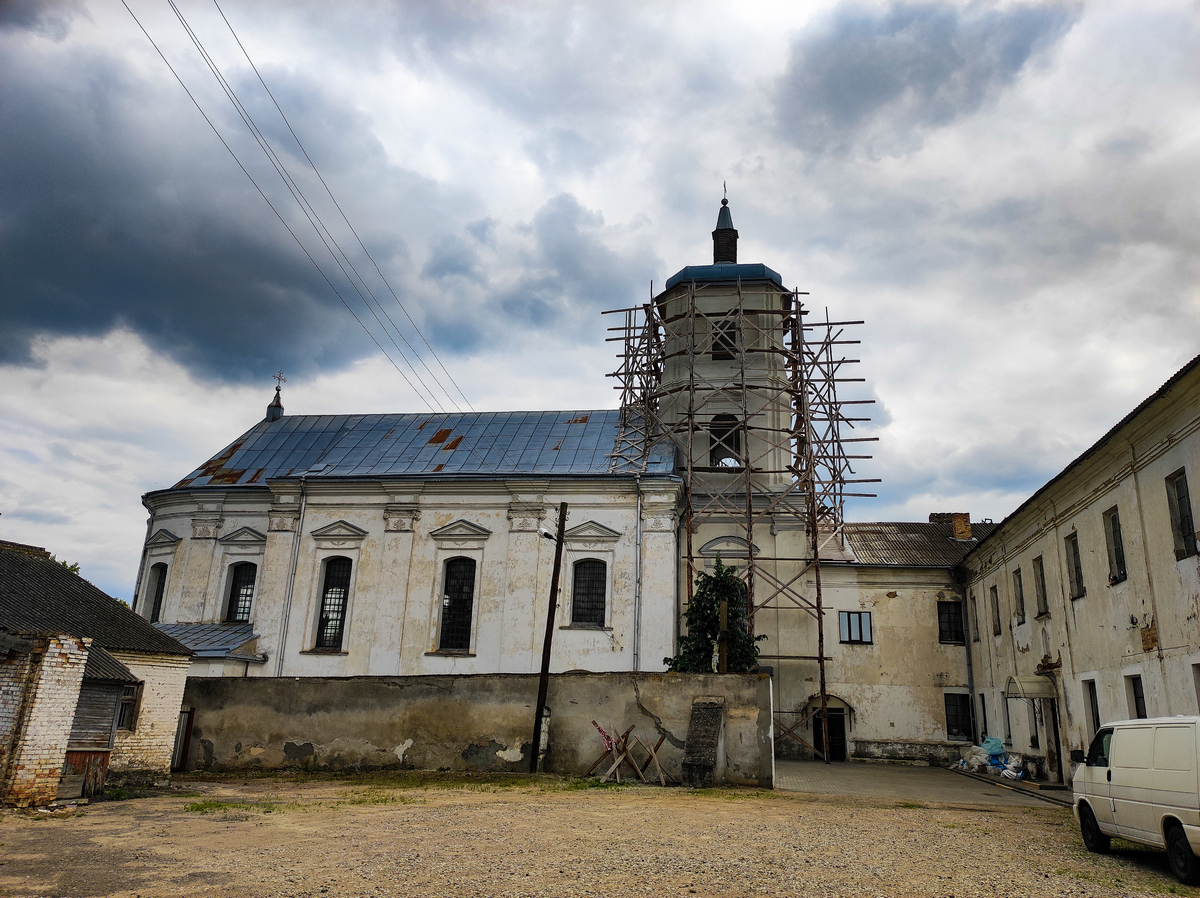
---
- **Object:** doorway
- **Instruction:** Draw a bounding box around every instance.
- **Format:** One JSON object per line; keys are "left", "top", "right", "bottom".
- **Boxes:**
{"left": 813, "top": 708, "right": 847, "bottom": 761}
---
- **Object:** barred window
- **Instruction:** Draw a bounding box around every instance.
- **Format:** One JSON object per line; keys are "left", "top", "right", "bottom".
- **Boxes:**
{"left": 315, "top": 557, "right": 352, "bottom": 650}
{"left": 570, "top": 559, "right": 607, "bottom": 627}
{"left": 439, "top": 557, "right": 476, "bottom": 652}
{"left": 225, "top": 562, "right": 257, "bottom": 623}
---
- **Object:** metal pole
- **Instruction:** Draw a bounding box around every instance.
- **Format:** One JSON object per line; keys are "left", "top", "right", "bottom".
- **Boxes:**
{"left": 530, "top": 501, "right": 568, "bottom": 773}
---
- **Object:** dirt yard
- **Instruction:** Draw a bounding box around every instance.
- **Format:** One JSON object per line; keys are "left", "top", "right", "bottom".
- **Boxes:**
{"left": 0, "top": 772, "right": 1193, "bottom": 898}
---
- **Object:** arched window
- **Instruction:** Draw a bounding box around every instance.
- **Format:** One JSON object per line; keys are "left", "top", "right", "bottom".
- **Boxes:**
{"left": 315, "top": 557, "right": 352, "bottom": 650}
{"left": 225, "top": 562, "right": 257, "bottom": 623}
{"left": 147, "top": 563, "right": 168, "bottom": 623}
{"left": 708, "top": 415, "right": 742, "bottom": 468}
{"left": 439, "top": 557, "right": 476, "bottom": 652}
{"left": 571, "top": 559, "right": 607, "bottom": 627}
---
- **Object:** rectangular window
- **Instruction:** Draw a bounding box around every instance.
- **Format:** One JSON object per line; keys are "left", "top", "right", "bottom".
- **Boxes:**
{"left": 978, "top": 693, "right": 988, "bottom": 737}
{"left": 1102, "top": 506, "right": 1127, "bottom": 584}
{"left": 1166, "top": 468, "right": 1198, "bottom": 560}
{"left": 225, "top": 563, "right": 257, "bottom": 623}
{"left": 838, "top": 610, "right": 873, "bottom": 644}
{"left": 571, "top": 559, "right": 607, "bottom": 627}
{"left": 315, "top": 557, "right": 352, "bottom": 650}
{"left": 1032, "top": 555, "right": 1049, "bottom": 617}
{"left": 989, "top": 585, "right": 1002, "bottom": 636}
{"left": 1028, "top": 701, "right": 1040, "bottom": 749}
{"left": 970, "top": 594, "right": 980, "bottom": 642}
{"left": 1012, "top": 569, "right": 1025, "bottom": 624}
{"left": 711, "top": 317, "right": 739, "bottom": 361}
{"left": 116, "top": 684, "right": 142, "bottom": 731}
{"left": 708, "top": 415, "right": 743, "bottom": 469}
{"left": 1084, "top": 679, "right": 1101, "bottom": 737}
{"left": 1126, "top": 674, "right": 1148, "bottom": 719}
{"left": 937, "top": 600, "right": 965, "bottom": 644}
{"left": 148, "top": 563, "right": 168, "bottom": 624}
{"left": 1064, "top": 532, "right": 1085, "bottom": 599}
{"left": 944, "top": 693, "right": 972, "bottom": 741}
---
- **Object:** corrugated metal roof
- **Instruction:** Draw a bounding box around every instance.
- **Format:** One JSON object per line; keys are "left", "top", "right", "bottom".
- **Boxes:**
{"left": 843, "top": 522, "right": 999, "bottom": 567}
{"left": 84, "top": 646, "right": 138, "bottom": 683}
{"left": 0, "top": 548, "right": 190, "bottom": 656}
{"left": 156, "top": 622, "right": 258, "bottom": 658}
{"left": 664, "top": 263, "right": 784, "bottom": 291}
{"left": 169, "top": 409, "right": 675, "bottom": 489}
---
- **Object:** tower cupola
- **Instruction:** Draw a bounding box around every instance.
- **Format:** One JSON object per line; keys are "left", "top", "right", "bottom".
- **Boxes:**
{"left": 712, "top": 198, "right": 738, "bottom": 264}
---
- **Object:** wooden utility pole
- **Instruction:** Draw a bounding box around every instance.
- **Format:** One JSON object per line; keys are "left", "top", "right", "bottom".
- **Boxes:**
{"left": 530, "top": 502, "right": 568, "bottom": 773}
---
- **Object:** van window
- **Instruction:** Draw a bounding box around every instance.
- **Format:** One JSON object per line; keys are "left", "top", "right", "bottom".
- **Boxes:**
{"left": 1153, "top": 727, "right": 1196, "bottom": 772}
{"left": 1086, "top": 728, "right": 1112, "bottom": 767}
{"left": 1111, "top": 726, "right": 1153, "bottom": 768}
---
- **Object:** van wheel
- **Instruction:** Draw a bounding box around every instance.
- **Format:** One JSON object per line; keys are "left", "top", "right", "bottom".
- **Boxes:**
{"left": 1166, "top": 824, "right": 1200, "bottom": 885}
{"left": 1079, "top": 804, "right": 1110, "bottom": 854}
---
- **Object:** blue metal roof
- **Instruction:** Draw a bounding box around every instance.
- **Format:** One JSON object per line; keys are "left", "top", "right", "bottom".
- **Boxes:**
{"left": 169, "top": 409, "right": 675, "bottom": 489}
{"left": 663, "top": 263, "right": 784, "bottom": 291}
{"left": 156, "top": 623, "right": 261, "bottom": 659}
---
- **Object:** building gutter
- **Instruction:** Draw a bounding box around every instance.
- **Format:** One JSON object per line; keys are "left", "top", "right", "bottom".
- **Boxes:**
{"left": 274, "top": 475, "right": 308, "bottom": 678}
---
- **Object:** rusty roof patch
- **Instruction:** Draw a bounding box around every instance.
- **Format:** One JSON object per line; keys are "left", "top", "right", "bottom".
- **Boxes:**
{"left": 246, "top": 468, "right": 266, "bottom": 484}
{"left": 427, "top": 428, "right": 452, "bottom": 444}
{"left": 569, "top": 415, "right": 589, "bottom": 424}
{"left": 209, "top": 469, "right": 247, "bottom": 485}
{"left": 443, "top": 435, "right": 463, "bottom": 451}
{"left": 432, "top": 463, "right": 445, "bottom": 472}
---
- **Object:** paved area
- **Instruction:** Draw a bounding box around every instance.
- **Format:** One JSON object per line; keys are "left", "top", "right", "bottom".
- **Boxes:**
{"left": 775, "top": 759, "right": 1049, "bottom": 807}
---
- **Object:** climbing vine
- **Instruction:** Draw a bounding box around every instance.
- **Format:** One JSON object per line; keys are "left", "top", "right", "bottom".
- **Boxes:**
{"left": 664, "top": 556, "right": 765, "bottom": 673}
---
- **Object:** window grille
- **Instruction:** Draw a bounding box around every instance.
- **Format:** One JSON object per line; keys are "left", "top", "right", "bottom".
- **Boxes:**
{"left": 316, "top": 557, "right": 352, "bottom": 649}
{"left": 937, "top": 600, "right": 965, "bottom": 644}
{"left": 838, "top": 610, "right": 872, "bottom": 644}
{"left": 226, "top": 563, "right": 257, "bottom": 623}
{"left": 571, "top": 559, "right": 607, "bottom": 627}
{"left": 439, "top": 557, "right": 476, "bottom": 652}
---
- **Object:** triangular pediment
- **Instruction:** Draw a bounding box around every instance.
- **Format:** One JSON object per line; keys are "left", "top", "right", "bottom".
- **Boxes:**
{"left": 219, "top": 527, "right": 267, "bottom": 545}
{"left": 309, "top": 520, "right": 369, "bottom": 540}
{"left": 146, "top": 529, "right": 182, "bottom": 546}
{"left": 564, "top": 521, "right": 622, "bottom": 542}
{"left": 430, "top": 519, "right": 492, "bottom": 541}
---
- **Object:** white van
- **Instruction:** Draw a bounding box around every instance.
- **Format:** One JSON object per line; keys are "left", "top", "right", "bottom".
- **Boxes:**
{"left": 1072, "top": 716, "right": 1200, "bottom": 885}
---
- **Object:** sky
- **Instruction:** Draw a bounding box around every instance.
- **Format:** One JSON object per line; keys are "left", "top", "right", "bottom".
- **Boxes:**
{"left": 2, "top": 0, "right": 1200, "bottom": 601}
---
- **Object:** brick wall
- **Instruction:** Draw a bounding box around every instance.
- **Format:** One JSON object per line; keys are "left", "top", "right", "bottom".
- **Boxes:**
{"left": 0, "top": 645, "right": 40, "bottom": 772}
{"left": 2, "top": 635, "right": 89, "bottom": 807}
{"left": 110, "top": 652, "right": 189, "bottom": 779}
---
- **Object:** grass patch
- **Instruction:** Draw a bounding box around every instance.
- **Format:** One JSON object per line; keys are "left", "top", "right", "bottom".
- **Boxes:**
{"left": 184, "top": 799, "right": 283, "bottom": 815}
{"left": 895, "top": 801, "right": 925, "bottom": 809}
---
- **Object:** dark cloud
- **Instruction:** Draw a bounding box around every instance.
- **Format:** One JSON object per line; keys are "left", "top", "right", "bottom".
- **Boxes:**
{"left": 0, "top": 0, "right": 84, "bottom": 41}
{"left": 776, "top": 2, "right": 1078, "bottom": 157}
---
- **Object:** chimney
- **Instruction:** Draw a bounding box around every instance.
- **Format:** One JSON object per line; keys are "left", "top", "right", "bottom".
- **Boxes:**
{"left": 930, "top": 512, "right": 972, "bottom": 540}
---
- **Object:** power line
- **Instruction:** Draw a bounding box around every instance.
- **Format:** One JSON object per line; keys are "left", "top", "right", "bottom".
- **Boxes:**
{"left": 211, "top": 0, "right": 477, "bottom": 414}
{"left": 165, "top": 0, "right": 452, "bottom": 415}
{"left": 119, "top": 0, "right": 440, "bottom": 414}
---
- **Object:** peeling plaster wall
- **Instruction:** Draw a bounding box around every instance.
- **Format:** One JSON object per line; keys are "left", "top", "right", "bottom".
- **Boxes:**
{"left": 964, "top": 361, "right": 1200, "bottom": 779}
{"left": 142, "top": 479, "right": 681, "bottom": 678}
{"left": 181, "top": 672, "right": 772, "bottom": 787}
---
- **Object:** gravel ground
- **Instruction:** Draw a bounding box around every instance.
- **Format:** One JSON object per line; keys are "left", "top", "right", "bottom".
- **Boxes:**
{"left": 0, "top": 773, "right": 1194, "bottom": 898}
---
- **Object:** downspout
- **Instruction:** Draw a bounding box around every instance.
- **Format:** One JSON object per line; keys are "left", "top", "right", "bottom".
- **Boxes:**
{"left": 633, "top": 474, "right": 643, "bottom": 671}
{"left": 954, "top": 565, "right": 979, "bottom": 744}
{"left": 274, "top": 476, "right": 308, "bottom": 678}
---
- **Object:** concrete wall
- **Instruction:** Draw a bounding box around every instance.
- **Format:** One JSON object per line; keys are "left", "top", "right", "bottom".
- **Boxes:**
{"left": 1, "top": 635, "right": 88, "bottom": 807}
{"left": 142, "top": 479, "right": 681, "bottom": 678}
{"left": 181, "top": 672, "right": 774, "bottom": 787}
{"left": 964, "top": 359, "right": 1200, "bottom": 781}
{"left": 109, "top": 651, "right": 190, "bottom": 779}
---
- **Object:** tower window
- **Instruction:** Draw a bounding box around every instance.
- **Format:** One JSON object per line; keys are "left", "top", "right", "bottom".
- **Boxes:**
{"left": 711, "top": 318, "right": 739, "bottom": 361}
{"left": 708, "top": 415, "right": 743, "bottom": 468}
{"left": 147, "top": 563, "right": 168, "bottom": 623}
{"left": 225, "top": 562, "right": 257, "bottom": 623}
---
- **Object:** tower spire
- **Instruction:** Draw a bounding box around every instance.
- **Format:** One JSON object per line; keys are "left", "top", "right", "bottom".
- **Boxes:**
{"left": 712, "top": 194, "right": 738, "bottom": 264}
{"left": 266, "top": 371, "right": 286, "bottom": 422}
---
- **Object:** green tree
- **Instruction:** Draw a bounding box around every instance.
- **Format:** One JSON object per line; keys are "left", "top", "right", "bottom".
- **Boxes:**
{"left": 51, "top": 555, "right": 81, "bottom": 575}
{"left": 664, "top": 556, "right": 765, "bottom": 673}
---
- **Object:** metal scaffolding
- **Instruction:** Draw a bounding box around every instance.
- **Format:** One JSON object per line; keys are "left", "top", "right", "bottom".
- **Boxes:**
{"left": 604, "top": 278, "right": 877, "bottom": 760}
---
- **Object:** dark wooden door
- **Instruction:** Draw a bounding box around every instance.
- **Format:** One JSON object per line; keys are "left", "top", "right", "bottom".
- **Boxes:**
{"left": 813, "top": 709, "right": 847, "bottom": 761}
